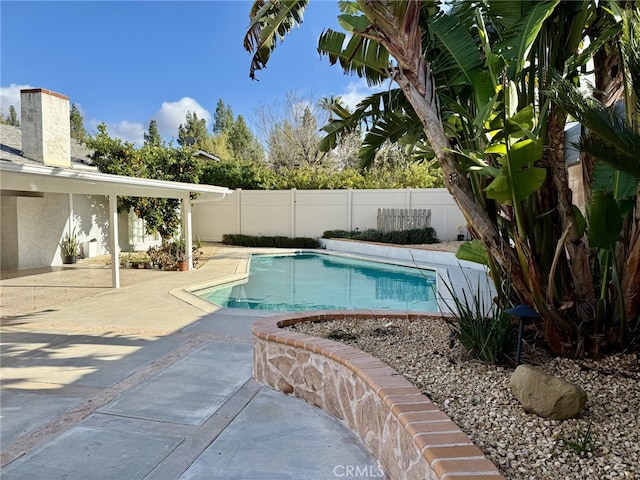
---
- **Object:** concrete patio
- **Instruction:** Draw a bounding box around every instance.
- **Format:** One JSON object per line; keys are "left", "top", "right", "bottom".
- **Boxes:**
{"left": 0, "top": 247, "right": 384, "bottom": 479}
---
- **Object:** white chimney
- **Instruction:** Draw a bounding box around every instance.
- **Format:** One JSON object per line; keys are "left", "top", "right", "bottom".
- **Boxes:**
{"left": 20, "top": 88, "right": 71, "bottom": 168}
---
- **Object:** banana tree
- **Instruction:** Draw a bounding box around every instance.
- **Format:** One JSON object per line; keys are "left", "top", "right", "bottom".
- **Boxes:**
{"left": 243, "top": 0, "right": 635, "bottom": 355}
{"left": 547, "top": 6, "right": 640, "bottom": 344}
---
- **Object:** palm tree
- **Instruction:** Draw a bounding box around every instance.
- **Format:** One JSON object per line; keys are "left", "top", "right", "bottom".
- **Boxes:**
{"left": 244, "top": 0, "right": 638, "bottom": 356}
{"left": 319, "top": 95, "right": 344, "bottom": 121}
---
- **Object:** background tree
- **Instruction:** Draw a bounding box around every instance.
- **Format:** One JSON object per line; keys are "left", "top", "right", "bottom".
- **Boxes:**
{"left": 226, "top": 114, "right": 264, "bottom": 162}
{"left": 213, "top": 99, "right": 234, "bottom": 135}
{"left": 1, "top": 105, "right": 20, "bottom": 126}
{"left": 69, "top": 103, "right": 85, "bottom": 142}
{"left": 143, "top": 119, "right": 162, "bottom": 147}
{"left": 206, "top": 133, "right": 235, "bottom": 162}
{"left": 318, "top": 95, "right": 363, "bottom": 170}
{"left": 85, "top": 122, "right": 202, "bottom": 240}
{"left": 255, "top": 92, "right": 328, "bottom": 169}
{"left": 177, "top": 111, "right": 211, "bottom": 149}
{"left": 201, "top": 157, "right": 276, "bottom": 189}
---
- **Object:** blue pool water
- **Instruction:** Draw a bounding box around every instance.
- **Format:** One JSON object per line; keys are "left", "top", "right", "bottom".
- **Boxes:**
{"left": 197, "top": 253, "right": 438, "bottom": 312}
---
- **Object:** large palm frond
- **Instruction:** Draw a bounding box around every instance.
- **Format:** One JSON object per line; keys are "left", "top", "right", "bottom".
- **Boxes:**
{"left": 244, "top": 0, "right": 308, "bottom": 80}
{"left": 548, "top": 74, "right": 640, "bottom": 178}
{"left": 317, "top": 28, "right": 390, "bottom": 85}
{"left": 428, "top": 10, "right": 483, "bottom": 86}
{"left": 358, "top": 112, "right": 424, "bottom": 168}
{"left": 319, "top": 88, "right": 408, "bottom": 152}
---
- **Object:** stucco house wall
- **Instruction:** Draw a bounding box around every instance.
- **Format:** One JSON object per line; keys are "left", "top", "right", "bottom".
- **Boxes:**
{"left": 1, "top": 196, "right": 19, "bottom": 270}
{"left": 0, "top": 89, "right": 159, "bottom": 271}
{"left": 15, "top": 193, "right": 69, "bottom": 269}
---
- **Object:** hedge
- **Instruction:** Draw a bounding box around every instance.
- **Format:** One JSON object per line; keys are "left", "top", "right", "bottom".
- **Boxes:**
{"left": 221, "top": 235, "right": 320, "bottom": 248}
{"left": 322, "top": 228, "right": 439, "bottom": 245}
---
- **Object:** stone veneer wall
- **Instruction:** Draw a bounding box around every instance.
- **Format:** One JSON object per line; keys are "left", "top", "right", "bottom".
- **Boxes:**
{"left": 253, "top": 310, "right": 505, "bottom": 480}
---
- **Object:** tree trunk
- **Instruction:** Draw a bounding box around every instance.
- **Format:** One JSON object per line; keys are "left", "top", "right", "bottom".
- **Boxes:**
{"left": 547, "top": 108, "right": 596, "bottom": 306}
{"left": 622, "top": 190, "right": 640, "bottom": 321}
{"left": 363, "top": 0, "right": 580, "bottom": 356}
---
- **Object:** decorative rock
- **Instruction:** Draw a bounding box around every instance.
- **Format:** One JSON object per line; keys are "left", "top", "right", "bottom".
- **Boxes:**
{"left": 510, "top": 365, "right": 587, "bottom": 420}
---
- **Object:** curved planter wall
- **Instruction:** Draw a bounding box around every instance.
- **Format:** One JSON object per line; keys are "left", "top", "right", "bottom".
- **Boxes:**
{"left": 253, "top": 310, "right": 504, "bottom": 480}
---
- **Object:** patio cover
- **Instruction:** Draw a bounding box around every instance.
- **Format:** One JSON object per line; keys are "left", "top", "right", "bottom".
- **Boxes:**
{"left": 0, "top": 161, "right": 232, "bottom": 287}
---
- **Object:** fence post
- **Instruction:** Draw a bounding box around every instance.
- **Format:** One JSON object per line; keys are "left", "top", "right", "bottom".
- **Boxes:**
{"left": 236, "top": 188, "right": 242, "bottom": 235}
{"left": 348, "top": 189, "right": 353, "bottom": 231}
{"left": 290, "top": 189, "right": 296, "bottom": 238}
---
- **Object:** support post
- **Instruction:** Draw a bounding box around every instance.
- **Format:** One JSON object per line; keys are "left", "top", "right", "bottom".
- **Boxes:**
{"left": 183, "top": 196, "right": 193, "bottom": 270}
{"left": 109, "top": 194, "right": 120, "bottom": 288}
{"left": 68, "top": 193, "right": 74, "bottom": 233}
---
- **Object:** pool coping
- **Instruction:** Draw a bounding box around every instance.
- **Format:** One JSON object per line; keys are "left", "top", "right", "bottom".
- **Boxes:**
{"left": 252, "top": 310, "right": 505, "bottom": 480}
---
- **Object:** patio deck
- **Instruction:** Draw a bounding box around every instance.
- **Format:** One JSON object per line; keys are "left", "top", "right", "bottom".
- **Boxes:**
{"left": 0, "top": 247, "right": 383, "bottom": 479}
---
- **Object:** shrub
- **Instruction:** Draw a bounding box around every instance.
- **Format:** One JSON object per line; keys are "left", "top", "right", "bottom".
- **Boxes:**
{"left": 439, "top": 270, "right": 515, "bottom": 364}
{"left": 146, "top": 239, "right": 203, "bottom": 270}
{"left": 322, "top": 227, "right": 439, "bottom": 245}
{"left": 321, "top": 230, "right": 352, "bottom": 239}
{"left": 221, "top": 234, "right": 320, "bottom": 248}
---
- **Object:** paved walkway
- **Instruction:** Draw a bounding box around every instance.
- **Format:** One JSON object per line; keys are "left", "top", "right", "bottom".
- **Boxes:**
{"left": 0, "top": 248, "right": 384, "bottom": 479}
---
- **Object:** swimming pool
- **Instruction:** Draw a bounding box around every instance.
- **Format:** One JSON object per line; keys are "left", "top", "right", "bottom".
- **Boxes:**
{"left": 196, "top": 252, "right": 438, "bottom": 312}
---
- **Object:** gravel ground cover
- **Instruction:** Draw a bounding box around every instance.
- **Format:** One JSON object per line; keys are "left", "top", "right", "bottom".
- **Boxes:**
{"left": 291, "top": 317, "right": 639, "bottom": 480}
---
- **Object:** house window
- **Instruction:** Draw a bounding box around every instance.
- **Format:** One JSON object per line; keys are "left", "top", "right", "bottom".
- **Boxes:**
{"left": 128, "top": 211, "right": 161, "bottom": 249}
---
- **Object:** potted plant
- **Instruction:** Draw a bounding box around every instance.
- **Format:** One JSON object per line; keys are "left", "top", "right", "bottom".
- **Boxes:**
{"left": 456, "top": 224, "right": 466, "bottom": 241}
{"left": 60, "top": 228, "right": 81, "bottom": 264}
{"left": 175, "top": 247, "right": 189, "bottom": 271}
{"left": 176, "top": 258, "right": 189, "bottom": 271}
{"left": 169, "top": 237, "right": 189, "bottom": 271}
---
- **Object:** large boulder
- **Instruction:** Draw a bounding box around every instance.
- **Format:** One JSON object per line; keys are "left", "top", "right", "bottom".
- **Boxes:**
{"left": 510, "top": 364, "right": 587, "bottom": 420}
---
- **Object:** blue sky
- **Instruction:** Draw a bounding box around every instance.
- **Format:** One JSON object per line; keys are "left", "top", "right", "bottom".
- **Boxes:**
{"left": 1, "top": 1, "right": 379, "bottom": 145}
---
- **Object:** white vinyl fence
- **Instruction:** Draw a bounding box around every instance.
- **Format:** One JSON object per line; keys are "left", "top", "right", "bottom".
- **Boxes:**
{"left": 192, "top": 188, "right": 466, "bottom": 242}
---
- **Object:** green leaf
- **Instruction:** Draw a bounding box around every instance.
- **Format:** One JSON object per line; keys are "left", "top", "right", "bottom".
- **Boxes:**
{"left": 244, "top": 0, "right": 309, "bottom": 80}
{"left": 592, "top": 161, "right": 639, "bottom": 200}
{"left": 509, "top": 139, "right": 543, "bottom": 169}
{"left": 337, "top": 13, "right": 370, "bottom": 33}
{"left": 471, "top": 70, "right": 496, "bottom": 111}
{"left": 572, "top": 205, "right": 587, "bottom": 238}
{"left": 318, "top": 28, "right": 389, "bottom": 85}
{"left": 509, "top": 105, "right": 535, "bottom": 131}
{"left": 455, "top": 240, "right": 490, "bottom": 266}
{"left": 506, "top": 81, "right": 518, "bottom": 118}
{"left": 429, "top": 12, "right": 483, "bottom": 86}
{"left": 548, "top": 74, "right": 640, "bottom": 177}
{"left": 484, "top": 174, "right": 511, "bottom": 203}
{"left": 588, "top": 191, "right": 623, "bottom": 250}
{"left": 496, "top": 0, "right": 561, "bottom": 76}
{"left": 485, "top": 167, "right": 546, "bottom": 204}
{"left": 512, "top": 167, "right": 546, "bottom": 201}
{"left": 484, "top": 144, "right": 506, "bottom": 155}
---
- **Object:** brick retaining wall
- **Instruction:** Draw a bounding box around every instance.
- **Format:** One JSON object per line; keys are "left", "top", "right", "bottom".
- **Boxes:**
{"left": 252, "top": 310, "right": 505, "bottom": 480}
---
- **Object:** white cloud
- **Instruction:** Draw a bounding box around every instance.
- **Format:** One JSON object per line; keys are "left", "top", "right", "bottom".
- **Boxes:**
{"left": 0, "top": 83, "right": 35, "bottom": 120}
{"left": 109, "top": 120, "right": 145, "bottom": 146}
{"left": 338, "top": 79, "right": 391, "bottom": 111}
{"left": 155, "top": 97, "right": 211, "bottom": 140}
{"left": 85, "top": 118, "right": 145, "bottom": 146}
